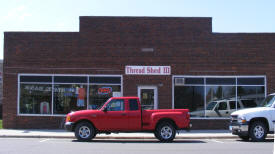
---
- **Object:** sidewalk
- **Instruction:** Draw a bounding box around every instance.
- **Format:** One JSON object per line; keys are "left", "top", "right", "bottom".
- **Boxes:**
{"left": 0, "top": 129, "right": 273, "bottom": 139}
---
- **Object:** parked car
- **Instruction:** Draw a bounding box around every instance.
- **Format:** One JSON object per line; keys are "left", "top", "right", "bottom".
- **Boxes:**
{"left": 190, "top": 99, "right": 257, "bottom": 117}
{"left": 65, "top": 97, "right": 191, "bottom": 142}
{"left": 230, "top": 93, "right": 275, "bottom": 141}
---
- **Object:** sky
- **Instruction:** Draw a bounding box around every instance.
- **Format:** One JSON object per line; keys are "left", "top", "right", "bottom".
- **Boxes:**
{"left": 1, "top": 0, "right": 275, "bottom": 59}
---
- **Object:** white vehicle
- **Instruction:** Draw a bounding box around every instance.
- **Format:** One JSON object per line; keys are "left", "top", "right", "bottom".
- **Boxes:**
{"left": 190, "top": 99, "right": 257, "bottom": 117}
{"left": 230, "top": 93, "right": 275, "bottom": 141}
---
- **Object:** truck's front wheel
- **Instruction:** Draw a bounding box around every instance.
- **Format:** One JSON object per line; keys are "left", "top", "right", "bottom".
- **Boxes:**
{"left": 75, "top": 122, "right": 96, "bottom": 141}
{"left": 155, "top": 122, "right": 176, "bottom": 142}
{"left": 249, "top": 121, "right": 267, "bottom": 142}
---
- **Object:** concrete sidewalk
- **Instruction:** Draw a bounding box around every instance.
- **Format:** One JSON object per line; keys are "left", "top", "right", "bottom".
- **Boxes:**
{"left": 0, "top": 129, "right": 273, "bottom": 139}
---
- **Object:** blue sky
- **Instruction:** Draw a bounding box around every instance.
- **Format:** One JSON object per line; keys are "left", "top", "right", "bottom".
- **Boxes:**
{"left": 1, "top": 0, "right": 275, "bottom": 59}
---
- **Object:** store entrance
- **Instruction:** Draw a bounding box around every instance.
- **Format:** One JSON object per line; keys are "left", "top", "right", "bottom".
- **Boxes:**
{"left": 138, "top": 86, "right": 158, "bottom": 110}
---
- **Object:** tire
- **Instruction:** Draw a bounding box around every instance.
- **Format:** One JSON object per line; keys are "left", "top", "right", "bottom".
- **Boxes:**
{"left": 74, "top": 122, "right": 96, "bottom": 141}
{"left": 238, "top": 135, "right": 249, "bottom": 141}
{"left": 249, "top": 121, "right": 267, "bottom": 142}
{"left": 155, "top": 122, "right": 176, "bottom": 142}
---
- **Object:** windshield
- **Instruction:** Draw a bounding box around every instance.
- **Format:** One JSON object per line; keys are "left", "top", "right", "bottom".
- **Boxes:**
{"left": 259, "top": 95, "right": 275, "bottom": 107}
{"left": 206, "top": 102, "right": 217, "bottom": 110}
{"left": 97, "top": 98, "right": 112, "bottom": 110}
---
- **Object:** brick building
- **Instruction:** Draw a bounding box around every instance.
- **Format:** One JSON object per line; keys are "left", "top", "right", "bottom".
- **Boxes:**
{"left": 3, "top": 16, "right": 275, "bottom": 129}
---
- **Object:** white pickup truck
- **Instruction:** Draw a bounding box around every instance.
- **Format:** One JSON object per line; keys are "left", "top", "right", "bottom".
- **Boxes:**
{"left": 230, "top": 93, "right": 275, "bottom": 141}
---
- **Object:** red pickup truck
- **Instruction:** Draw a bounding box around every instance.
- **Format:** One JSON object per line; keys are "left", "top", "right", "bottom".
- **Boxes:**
{"left": 65, "top": 97, "right": 191, "bottom": 142}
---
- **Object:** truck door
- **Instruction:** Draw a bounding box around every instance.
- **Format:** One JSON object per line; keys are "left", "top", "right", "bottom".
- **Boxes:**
{"left": 127, "top": 99, "right": 142, "bottom": 130}
{"left": 100, "top": 99, "right": 129, "bottom": 131}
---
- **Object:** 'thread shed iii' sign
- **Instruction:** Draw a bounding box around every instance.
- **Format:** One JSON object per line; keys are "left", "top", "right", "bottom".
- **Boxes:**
{"left": 125, "top": 66, "right": 171, "bottom": 75}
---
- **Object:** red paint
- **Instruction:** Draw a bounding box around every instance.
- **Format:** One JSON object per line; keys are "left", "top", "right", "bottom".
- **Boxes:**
{"left": 66, "top": 97, "right": 190, "bottom": 132}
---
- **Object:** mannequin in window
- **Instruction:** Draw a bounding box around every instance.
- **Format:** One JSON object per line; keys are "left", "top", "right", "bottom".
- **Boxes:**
{"left": 40, "top": 101, "right": 50, "bottom": 114}
{"left": 77, "top": 85, "right": 85, "bottom": 107}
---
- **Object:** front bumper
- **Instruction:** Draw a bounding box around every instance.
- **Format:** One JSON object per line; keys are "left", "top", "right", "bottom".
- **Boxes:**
{"left": 229, "top": 122, "right": 249, "bottom": 136}
{"left": 64, "top": 122, "right": 75, "bottom": 132}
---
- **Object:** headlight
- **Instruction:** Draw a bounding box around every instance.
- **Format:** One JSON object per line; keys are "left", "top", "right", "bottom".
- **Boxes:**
{"left": 237, "top": 116, "right": 246, "bottom": 123}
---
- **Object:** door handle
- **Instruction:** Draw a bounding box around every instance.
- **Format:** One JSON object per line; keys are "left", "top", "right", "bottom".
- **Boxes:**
{"left": 121, "top": 113, "right": 127, "bottom": 116}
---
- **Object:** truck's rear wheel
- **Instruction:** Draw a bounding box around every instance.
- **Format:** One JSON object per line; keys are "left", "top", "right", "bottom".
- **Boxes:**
{"left": 75, "top": 122, "right": 96, "bottom": 141}
{"left": 249, "top": 121, "right": 267, "bottom": 142}
{"left": 155, "top": 122, "right": 176, "bottom": 142}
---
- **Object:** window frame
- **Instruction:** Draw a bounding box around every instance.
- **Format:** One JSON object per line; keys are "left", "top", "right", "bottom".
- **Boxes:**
{"left": 17, "top": 74, "right": 123, "bottom": 116}
{"left": 172, "top": 75, "right": 266, "bottom": 120}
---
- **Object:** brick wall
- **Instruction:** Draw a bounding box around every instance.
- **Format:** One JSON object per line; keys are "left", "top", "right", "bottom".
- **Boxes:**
{"left": 3, "top": 16, "right": 275, "bottom": 129}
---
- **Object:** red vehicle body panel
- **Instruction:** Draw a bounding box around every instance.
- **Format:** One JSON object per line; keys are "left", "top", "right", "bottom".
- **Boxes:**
{"left": 66, "top": 97, "right": 190, "bottom": 132}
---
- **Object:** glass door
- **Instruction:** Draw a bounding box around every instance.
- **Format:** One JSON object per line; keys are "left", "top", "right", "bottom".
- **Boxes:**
{"left": 138, "top": 86, "right": 158, "bottom": 110}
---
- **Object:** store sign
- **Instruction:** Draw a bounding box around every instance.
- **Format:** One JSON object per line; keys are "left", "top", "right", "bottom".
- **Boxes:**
{"left": 98, "top": 87, "right": 112, "bottom": 95}
{"left": 125, "top": 66, "right": 171, "bottom": 75}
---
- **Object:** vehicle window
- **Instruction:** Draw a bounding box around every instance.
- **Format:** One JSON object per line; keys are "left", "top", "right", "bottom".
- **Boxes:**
{"left": 242, "top": 100, "right": 257, "bottom": 107}
{"left": 206, "top": 102, "right": 217, "bottom": 110}
{"left": 106, "top": 99, "right": 124, "bottom": 111}
{"left": 229, "top": 101, "right": 236, "bottom": 110}
{"left": 129, "top": 99, "right": 139, "bottom": 111}
{"left": 260, "top": 95, "right": 275, "bottom": 107}
{"left": 217, "top": 102, "right": 227, "bottom": 110}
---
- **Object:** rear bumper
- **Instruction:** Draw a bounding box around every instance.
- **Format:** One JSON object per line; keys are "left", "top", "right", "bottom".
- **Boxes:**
{"left": 64, "top": 122, "right": 75, "bottom": 132}
{"left": 229, "top": 122, "right": 249, "bottom": 136}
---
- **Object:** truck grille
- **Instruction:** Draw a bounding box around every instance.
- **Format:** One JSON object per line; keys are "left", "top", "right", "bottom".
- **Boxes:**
{"left": 231, "top": 115, "right": 238, "bottom": 123}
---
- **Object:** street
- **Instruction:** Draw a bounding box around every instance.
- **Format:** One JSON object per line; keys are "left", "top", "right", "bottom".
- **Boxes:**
{"left": 0, "top": 138, "right": 273, "bottom": 154}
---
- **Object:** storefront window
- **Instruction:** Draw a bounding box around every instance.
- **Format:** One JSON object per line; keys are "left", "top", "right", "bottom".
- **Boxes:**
{"left": 19, "top": 75, "right": 122, "bottom": 115}
{"left": 174, "top": 76, "right": 265, "bottom": 118}
{"left": 89, "top": 85, "right": 121, "bottom": 109}
{"left": 175, "top": 86, "right": 204, "bottom": 117}
{"left": 20, "top": 84, "right": 52, "bottom": 114}
{"left": 53, "top": 84, "right": 87, "bottom": 114}
{"left": 205, "top": 86, "right": 236, "bottom": 117}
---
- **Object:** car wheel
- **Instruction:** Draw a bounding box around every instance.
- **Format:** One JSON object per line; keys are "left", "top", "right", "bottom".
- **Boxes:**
{"left": 75, "top": 122, "right": 96, "bottom": 141}
{"left": 238, "top": 135, "right": 249, "bottom": 141}
{"left": 155, "top": 122, "right": 176, "bottom": 142}
{"left": 249, "top": 121, "right": 267, "bottom": 142}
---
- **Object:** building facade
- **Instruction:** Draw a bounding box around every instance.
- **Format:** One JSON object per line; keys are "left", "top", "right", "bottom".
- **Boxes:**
{"left": 3, "top": 16, "right": 275, "bottom": 129}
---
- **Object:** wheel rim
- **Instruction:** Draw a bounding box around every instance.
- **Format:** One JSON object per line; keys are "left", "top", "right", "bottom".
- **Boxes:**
{"left": 79, "top": 126, "right": 91, "bottom": 139}
{"left": 160, "top": 126, "right": 173, "bottom": 139}
{"left": 253, "top": 125, "right": 264, "bottom": 139}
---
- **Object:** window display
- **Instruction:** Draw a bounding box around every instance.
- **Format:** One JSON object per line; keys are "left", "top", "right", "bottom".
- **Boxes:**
{"left": 20, "top": 84, "right": 52, "bottom": 114}
{"left": 19, "top": 75, "right": 122, "bottom": 115}
{"left": 89, "top": 85, "right": 121, "bottom": 109}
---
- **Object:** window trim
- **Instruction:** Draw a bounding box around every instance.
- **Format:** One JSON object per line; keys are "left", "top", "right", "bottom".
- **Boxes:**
{"left": 17, "top": 74, "right": 123, "bottom": 116}
{"left": 172, "top": 75, "right": 266, "bottom": 120}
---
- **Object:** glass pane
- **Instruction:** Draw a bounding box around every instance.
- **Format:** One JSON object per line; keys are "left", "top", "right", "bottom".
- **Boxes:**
{"left": 20, "top": 76, "right": 52, "bottom": 83}
{"left": 205, "top": 86, "right": 236, "bottom": 117}
{"left": 106, "top": 99, "right": 124, "bottom": 111}
{"left": 53, "top": 84, "right": 87, "bottom": 114}
{"left": 237, "top": 86, "right": 265, "bottom": 109}
{"left": 54, "top": 76, "right": 87, "bottom": 83}
{"left": 206, "top": 78, "right": 235, "bottom": 85}
{"left": 89, "top": 77, "right": 121, "bottom": 84}
{"left": 174, "top": 86, "right": 204, "bottom": 117}
{"left": 89, "top": 85, "right": 121, "bottom": 109}
{"left": 20, "top": 84, "right": 52, "bottom": 114}
{"left": 140, "top": 89, "right": 154, "bottom": 110}
{"left": 129, "top": 99, "right": 139, "bottom": 111}
{"left": 184, "top": 78, "right": 204, "bottom": 85}
{"left": 237, "top": 78, "right": 264, "bottom": 85}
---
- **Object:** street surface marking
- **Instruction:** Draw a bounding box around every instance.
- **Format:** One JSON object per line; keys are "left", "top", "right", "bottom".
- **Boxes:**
{"left": 39, "top": 139, "right": 51, "bottom": 142}
{"left": 206, "top": 139, "right": 224, "bottom": 143}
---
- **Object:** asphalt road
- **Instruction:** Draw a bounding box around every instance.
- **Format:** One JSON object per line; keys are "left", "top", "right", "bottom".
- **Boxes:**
{"left": 0, "top": 138, "right": 273, "bottom": 154}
